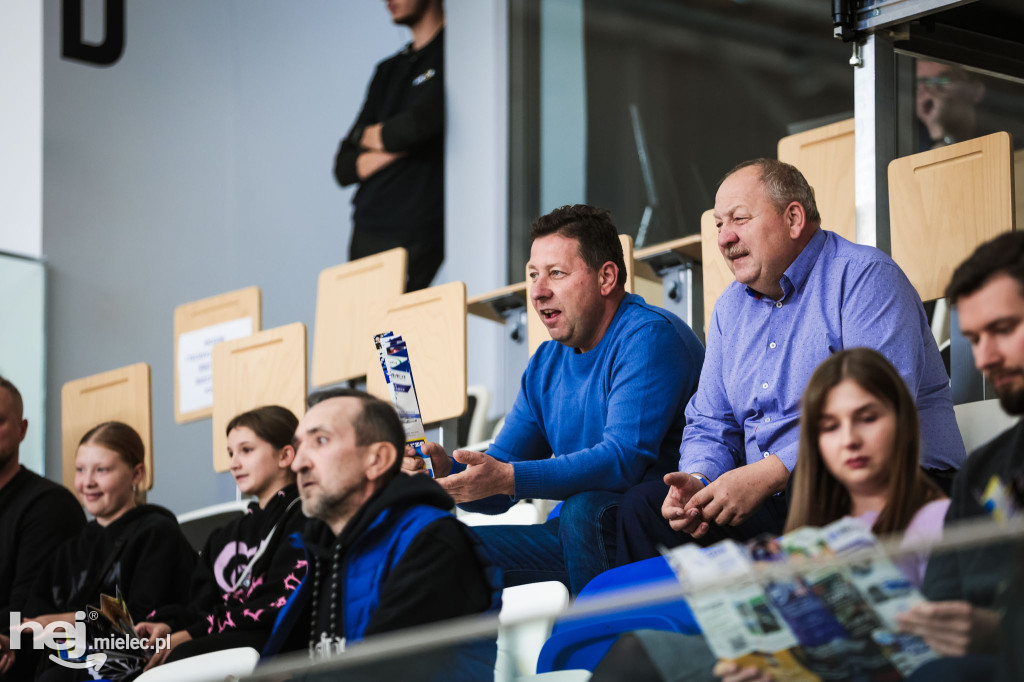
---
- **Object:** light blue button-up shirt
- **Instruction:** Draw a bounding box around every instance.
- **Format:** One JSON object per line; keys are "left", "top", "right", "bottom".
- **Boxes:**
{"left": 679, "top": 229, "right": 965, "bottom": 480}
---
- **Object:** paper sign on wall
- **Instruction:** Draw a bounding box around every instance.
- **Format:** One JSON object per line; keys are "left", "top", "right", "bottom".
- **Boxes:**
{"left": 177, "top": 317, "right": 253, "bottom": 414}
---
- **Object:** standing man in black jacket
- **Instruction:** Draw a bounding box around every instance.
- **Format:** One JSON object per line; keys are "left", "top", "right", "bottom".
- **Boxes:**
{"left": 334, "top": 0, "right": 445, "bottom": 292}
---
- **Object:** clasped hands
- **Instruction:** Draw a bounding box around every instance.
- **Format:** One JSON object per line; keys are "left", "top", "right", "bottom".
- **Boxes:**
{"left": 402, "top": 441, "right": 514, "bottom": 502}
{"left": 661, "top": 456, "right": 787, "bottom": 539}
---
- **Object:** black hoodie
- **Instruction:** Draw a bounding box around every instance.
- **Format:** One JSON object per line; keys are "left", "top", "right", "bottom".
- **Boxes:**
{"left": 333, "top": 29, "right": 444, "bottom": 238}
{"left": 271, "top": 473, "right": 497, "bottom": 659}
{"left": 24, "top": 504, "right": 195, "bottom": 623}
{"left": 148, "top": 484, "right": 308, "bottom": 640}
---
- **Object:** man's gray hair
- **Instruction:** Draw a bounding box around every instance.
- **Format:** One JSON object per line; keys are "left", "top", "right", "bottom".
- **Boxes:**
{"left": 721, "top": 158, "right": 821, "bottom": 226}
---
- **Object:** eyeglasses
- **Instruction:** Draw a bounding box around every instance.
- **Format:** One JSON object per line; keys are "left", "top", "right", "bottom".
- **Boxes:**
{"left": 916, "top": 75, "right": 959, "bottom": 94}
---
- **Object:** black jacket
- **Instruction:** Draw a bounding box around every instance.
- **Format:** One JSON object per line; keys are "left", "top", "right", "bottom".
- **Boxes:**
{"left": 24, "top": 504, "right": 196, "bottom": 623}
{"left": 151, "top": 484, "right": 307, "bottom": 640}
{"left": 0, "top": 466, "right": 85, "bottom": 622}
{"left": 333, "top": 29, "right": 444, "bottom": 237}
{"left": 265, "top": 473, "right": 500, "bottom": 673}
{"left": 923, "top": 419, "right": 1024, "bottom": 608}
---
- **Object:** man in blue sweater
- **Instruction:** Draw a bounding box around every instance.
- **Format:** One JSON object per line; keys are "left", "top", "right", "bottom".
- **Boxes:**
{"left": 405, "top": 205, "right": 705, "bottom": 594}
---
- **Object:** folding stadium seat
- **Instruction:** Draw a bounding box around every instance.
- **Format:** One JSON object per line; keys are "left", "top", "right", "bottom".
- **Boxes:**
{"left": 497, "top": 581, "right": 571, "bottom": 681}
{"left": 134, "top": 646, "right": 259, "bottom": 681}
{"left": 536, "top": 557, "right": 699, "bottom": 674}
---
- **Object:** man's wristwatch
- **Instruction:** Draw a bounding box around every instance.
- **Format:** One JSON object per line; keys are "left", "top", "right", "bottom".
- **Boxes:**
{"left": 690, "top": 472, "right": 711, "bottom": 487}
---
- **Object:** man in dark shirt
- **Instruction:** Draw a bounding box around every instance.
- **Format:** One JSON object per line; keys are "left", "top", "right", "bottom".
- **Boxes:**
{"left": 0, "top": 375, "right": 85, "bottom": 680}
{"left": 333, "top": 0, "right": 445, "bottom": 292}
{"left": 261, "top": 388, "right": 498, "bottom": 677}
{"left": 897, "top": 231, "right": 1024, "bottom": 680}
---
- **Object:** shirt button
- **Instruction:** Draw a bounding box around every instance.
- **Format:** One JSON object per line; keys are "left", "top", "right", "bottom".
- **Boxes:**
{"left": 775, "top": 301, "right": 783, "bottom": 308}
{"left": 764, "top": 417, "right": 771, "bottom": 423}
{"left": 769, "top": 342, "right": 777, "bottom": 349}
{"left": 762, "top": 382, "right": 769, "bottom": 389}
{"left": 763, "top": 452, "right": 771, "bottom": 458}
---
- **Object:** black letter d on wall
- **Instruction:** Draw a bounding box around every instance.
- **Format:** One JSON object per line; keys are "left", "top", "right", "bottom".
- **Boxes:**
{"left": 62, "top": 0, "right": 125, "bottom": 67}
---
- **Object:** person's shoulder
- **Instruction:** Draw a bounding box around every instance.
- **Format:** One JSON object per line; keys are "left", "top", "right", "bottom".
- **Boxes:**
{"left": 963, "top": 420, "right": 1024, "bottom": 477}
{"left": 822, "top": 230, "right": 900, "bottom": 271}
{"left": 909, "top": 497, "right": 952, "bottom": 532}
{"left": 410, "top": 515, "right": 496, "bottom": 581}
{"left": 125, "top": 504, "right": 184, "bottom": 533}
{"left": 818, "top": 231, "right": 917, "bottom": 300}
{"left": 9, "top": 467, "right": 80, "bottom": 511}
{"left": 617, "top": 294, "right": 677, "bottom": 326}
{"left": 28, "top": 470, "right": 74, "bottom": 494}
{"left": 419, "top": 514, "right": 475, "bottom": 548}
{"left": 11, "top": 466, "right": 59, "bottom": 494}
{"left": 376, "top": 42, "right": 415, "bottom": 70}
{"left": 615, "top": 295, "right": 700, "bottom": 344}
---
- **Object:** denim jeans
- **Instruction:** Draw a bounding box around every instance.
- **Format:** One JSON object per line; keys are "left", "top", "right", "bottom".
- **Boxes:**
{"left": 473, "top": 490, "right": 621, "bottom": 595}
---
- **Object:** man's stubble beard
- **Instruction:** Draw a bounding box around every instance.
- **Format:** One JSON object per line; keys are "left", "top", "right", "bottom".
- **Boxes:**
{"left": 393, "top": 0, "right": 431, "bottom": 27}
{"left": 300, "top": 487, "right": 359, "bottom": 527}
{"left": 997, "top": 383, "right": 1024, "bottom": 417}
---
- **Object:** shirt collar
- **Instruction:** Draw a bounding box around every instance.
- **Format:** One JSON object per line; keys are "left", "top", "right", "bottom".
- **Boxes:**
{"left": 751, "top": 228, "right": 825, "bottom": 301}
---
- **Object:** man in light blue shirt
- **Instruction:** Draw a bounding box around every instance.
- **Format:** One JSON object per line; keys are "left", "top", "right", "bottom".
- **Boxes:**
{"left": 617, "top": 158, "right": 966, "bottom": 563}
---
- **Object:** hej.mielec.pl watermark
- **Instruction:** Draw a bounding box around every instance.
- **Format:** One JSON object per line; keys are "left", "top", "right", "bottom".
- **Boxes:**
{"left": 9, "top": 611, "right": 170, "bottom": 671}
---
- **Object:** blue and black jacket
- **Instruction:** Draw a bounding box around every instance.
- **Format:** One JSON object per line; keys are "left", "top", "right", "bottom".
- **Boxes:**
{"left": 262, "top": 473, "right": 501, "bottom": 679}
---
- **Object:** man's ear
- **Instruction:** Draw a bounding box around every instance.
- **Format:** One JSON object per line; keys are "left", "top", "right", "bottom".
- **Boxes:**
{"left": 18, "top": 418, "right": 27, "bottom": 444}
{"left": 365, "top": 442, "right": 399, "bottom": 482}
{"left": 784, "top": 201, "right": 809, "bottom": 240}
{"left": 277, "top": 444, "right": 296, "bottom": 471}
{"left": 598, "top": 261, "right": 619, "bottom": 296}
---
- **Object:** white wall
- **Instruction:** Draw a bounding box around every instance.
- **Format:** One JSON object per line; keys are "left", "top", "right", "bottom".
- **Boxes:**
{"left": 42, "top": 0, "right": 511, "bottom": 513}
{"left": 0, "top": 2, "right": 43, "bottom": 257}
{"left": 444, "top": 0, "right": 510, "bottom": 419}
{"left": 0, "top": 3, "right": 45, "bottom": 475}
{"left": 0, "top": 256, "right": 46, "bottom": 475}
{"left": 540, "top": 0, "right": 586, "bottom": 213}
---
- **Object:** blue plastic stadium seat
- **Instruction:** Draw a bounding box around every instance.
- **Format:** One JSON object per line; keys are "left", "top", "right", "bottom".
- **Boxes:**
{"left": 535, "top": 557, "right": 699, "bottom": 673}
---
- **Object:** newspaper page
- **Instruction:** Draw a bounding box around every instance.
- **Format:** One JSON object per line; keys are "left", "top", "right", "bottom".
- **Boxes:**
{"left": 374, "top": 331, "right": 433, "bottom": 476}
{"left": 821, "top": 517, "right": 936, "bottom": 676}
{"left": 665, "top": 540, "right": 818, "bottom": 681}
{"left": 777, "top": 525, "right": 902, "bottom": 680}
{"left": 664, "top": 517, "right": 937, "bottom": 681}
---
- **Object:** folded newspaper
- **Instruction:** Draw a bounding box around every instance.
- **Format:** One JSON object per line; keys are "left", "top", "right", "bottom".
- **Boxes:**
{"left": 374, "top": 331, "right": 433, "bottom": 476}
{"left": 662, "top": 517, "right": 936, "bottom": 681}
{"left": 49, "top": 588, "right": 152, "bottom": 681}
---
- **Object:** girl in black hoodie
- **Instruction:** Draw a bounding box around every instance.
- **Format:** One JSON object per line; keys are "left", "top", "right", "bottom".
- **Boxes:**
{"left": 136, "top": 405, "right": 309, "bottom": 669}
{"left": 26, "top": 421, "right": 196, "bottom": 681}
